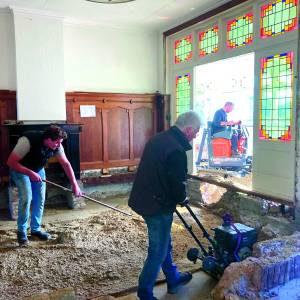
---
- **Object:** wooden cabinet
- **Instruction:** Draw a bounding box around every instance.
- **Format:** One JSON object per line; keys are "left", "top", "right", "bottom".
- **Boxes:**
{"left": 0, "top": 90, "right": 170, "bottom": 173}
{"left": 66, "top": 92, "right": 170, "bottom": 170}
{"left": 0, "top": 91, "right": 17, "bottom": 176}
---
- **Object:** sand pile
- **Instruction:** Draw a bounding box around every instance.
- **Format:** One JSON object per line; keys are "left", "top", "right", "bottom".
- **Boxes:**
{"left": 0, "top": 206, "right": 221, "bottom": 299}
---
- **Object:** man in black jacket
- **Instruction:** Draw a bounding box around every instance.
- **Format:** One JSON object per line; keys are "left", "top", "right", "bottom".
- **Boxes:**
{"left": 129, "top": 111, "right": 201, "bottom": 300}
{"left": 7, "top": 125, "right": 82, "bottom": 246}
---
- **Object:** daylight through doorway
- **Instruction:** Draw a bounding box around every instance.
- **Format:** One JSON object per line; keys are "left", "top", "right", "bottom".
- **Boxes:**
{"left": 193, "top": 53, "right": 254, "bottom": 177}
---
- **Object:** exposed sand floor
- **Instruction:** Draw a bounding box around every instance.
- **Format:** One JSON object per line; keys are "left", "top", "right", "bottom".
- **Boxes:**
{"left": 0, "top": 204, "right": 221, "bottom": 299}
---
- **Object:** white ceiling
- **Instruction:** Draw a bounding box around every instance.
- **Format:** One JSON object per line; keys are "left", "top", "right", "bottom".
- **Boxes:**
{"left": 0, "top": 0, "right": 232, "bottom": 32}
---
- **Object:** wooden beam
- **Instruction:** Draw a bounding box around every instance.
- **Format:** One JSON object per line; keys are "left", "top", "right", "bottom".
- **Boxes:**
{"left": 188, "top": 174, "right": 294, "bottom": 206}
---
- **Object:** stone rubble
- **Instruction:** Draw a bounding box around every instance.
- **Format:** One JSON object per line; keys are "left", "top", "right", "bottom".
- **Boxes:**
{"left": 211, "top": 232, "right": 300, "bottom": 300}
{"left": 208, "top": 191, "right": 299, "bottom": 241}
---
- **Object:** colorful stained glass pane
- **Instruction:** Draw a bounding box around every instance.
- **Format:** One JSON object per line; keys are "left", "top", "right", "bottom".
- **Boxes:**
{"left": 261, "top": 0, "right": 298, "bottom": 38}
{"left": 199, "top": 26, "right": 219, "bottom": 57}
{"left": 174, "top": 35, "right": 193, "bottom": 64}
{"left": 259, "top": 52, "right": 293, "bottom": 141}
{"left": 227, "top": 12, "right": 253, "bottom": 48}
{"left": 176, "top": 74, "right": 191, "bottom": 116}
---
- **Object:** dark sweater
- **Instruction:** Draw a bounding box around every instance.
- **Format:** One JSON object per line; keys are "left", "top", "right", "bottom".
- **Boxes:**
{"left": 128, "top": 126, "right": 191, "bottom": 216}
{"left": 212, "top": 108, "right": 227, "bottom": 134}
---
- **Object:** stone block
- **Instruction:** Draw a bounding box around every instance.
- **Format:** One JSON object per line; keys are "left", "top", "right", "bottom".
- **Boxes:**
{"left": 260, "top": 265, "right": 268, "bottom": 291}
{"left": 212, "top": 232, "right": 300, "bottom": 300}
{"left": 187, "top": 178, "right": 203, "bottom": 203}
{"left": 65, "top": 192, "right": 86, "bottom": 209}
{"left": 289, "top": 256, "right": 295, "bottom": 281}
{"left": 267, "top": 264, "right": 275, "bottom": 290}
{"left": 273, "top": 262, "right": 281, "bottom": 288}
{"left": 294, "top": 255, "right": 300, "bottom": 278}
{"left": 284, "top": 260, "right": 290, "bottom": 284}
{"left": 46, "top": 180, "right": 86, "bottom": 209}
{"left": 278, "top": 261, "right": 287, "bottom": 285}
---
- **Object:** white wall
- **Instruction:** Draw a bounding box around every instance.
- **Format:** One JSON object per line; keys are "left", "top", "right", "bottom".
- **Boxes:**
{"left": 13, "top": 9, "right": 66, "bottom": 121}
{"left": 0, "top": 8, "right": 160, "bottom": 119}
{"left": 0, "top": 9, "right": 16, "bottom": 90}
{"left": 64, "top": 23, "right": 158, "bottom": 93}
{"left": 157, "top": 33, "right": 165, "bottom": 94}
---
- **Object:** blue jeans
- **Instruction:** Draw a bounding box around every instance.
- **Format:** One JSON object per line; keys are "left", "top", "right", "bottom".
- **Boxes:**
{"left": 10, "top": 169, "right": 46, "bottom": 234}
{"left": 138, "top": 213, "right": 179, "bottom": 298}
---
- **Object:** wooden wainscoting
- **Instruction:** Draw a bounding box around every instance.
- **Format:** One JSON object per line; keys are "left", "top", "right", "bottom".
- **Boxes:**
{"left": 0, "top": 91, "right": 17, "bottom": 175}
{"left": 66, "top": 92, "right": 170, "bottom": 171}
{"left": 0, "top": 90, "right": 170, "bottom": 173}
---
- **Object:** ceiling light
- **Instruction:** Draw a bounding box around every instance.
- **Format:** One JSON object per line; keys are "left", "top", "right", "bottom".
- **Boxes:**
{"left": 85, "top": 0, "right": 136, "bottom": 3}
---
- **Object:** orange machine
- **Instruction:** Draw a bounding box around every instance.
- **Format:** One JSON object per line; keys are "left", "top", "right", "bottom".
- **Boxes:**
{"left": 211, "top": 138, "right": 232, "bottom": 157}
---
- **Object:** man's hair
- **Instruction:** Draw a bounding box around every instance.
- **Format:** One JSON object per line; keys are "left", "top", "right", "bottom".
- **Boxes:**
{"left": 174, "top": 111, "right": 202, "bottom": 130}
{"left": 224, "top": 101, "right": 234, "bottom": 107}
{"left": 42, "top": 125, "right": 67, "bottom": 141}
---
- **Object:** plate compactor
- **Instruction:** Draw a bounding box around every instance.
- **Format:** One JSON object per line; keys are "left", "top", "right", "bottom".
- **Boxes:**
{"left": 176, "top": 200, "right": 257, "bottom": 279}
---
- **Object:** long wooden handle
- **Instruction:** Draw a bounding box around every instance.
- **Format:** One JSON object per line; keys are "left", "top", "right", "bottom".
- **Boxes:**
{"left": 42, "top": 179, "right": 132, "bottom": 217}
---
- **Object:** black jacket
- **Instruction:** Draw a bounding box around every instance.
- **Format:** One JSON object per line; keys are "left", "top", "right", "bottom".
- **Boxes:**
{"left": 19, "top": 131, "right": 59, "bottom": 172}
{"left": 128, "top": 126, "right": 192, "bottom": 216}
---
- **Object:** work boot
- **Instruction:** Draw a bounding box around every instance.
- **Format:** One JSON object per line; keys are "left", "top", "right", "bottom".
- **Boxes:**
{"left": 17, "top": 231, "right": 29, "bottom": 247}
{"left": 167, "top": 272, "right": 193, "bottom": 294}
{"left": 31, "top": 231, "right": 51, "bottom": 241}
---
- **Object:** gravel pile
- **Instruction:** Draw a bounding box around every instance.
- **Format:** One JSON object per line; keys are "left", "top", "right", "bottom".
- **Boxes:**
{"left": 0, "top": 206, "right": 221, "bottom": 299}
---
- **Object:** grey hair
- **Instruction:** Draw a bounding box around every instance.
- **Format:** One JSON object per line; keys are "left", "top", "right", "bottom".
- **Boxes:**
{"left": 174, "top": 111, "right": 202, "bottom": 130}
{"left": 224, "top": 101, "right": 234, "bottom": 106}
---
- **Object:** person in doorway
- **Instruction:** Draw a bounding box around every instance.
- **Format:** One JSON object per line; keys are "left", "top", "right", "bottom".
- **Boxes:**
{"left": 129, "top": 111, "right": 202, "bottom": 300}
{"left": 211, "top": 101, "right": 241, "bottom": 155}
{"left": 7, "top": 125, "right": 83, "bottom": 246}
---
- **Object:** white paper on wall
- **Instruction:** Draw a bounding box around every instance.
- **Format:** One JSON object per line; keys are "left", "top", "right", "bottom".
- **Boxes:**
{"left": 80, "top": 105, "right": 96, "bottom": 117}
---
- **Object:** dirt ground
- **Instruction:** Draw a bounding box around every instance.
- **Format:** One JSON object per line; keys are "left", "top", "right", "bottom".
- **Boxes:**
{"left": 0, "top": 205, "right": 221, "bottom": 300}
{"left": 200, "top": 173, "right": 252, "bottom": 204}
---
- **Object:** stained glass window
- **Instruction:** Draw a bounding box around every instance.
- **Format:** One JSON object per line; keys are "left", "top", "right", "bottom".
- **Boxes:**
{"left": 198, "top": 26, "right": 219, "bottom": 57}
{"left": 259, "top": 52, "right": 293, "bottom": 141}
{"left": 261, "top": 0, "right": 298, "bottom": 38}
{"left": 227, "top": 13, "right": 253, "bottom": 48}
{"left": 176, "top": 74, "right": 191, "bottom": 116}
{"left": 174, "top": 35, "right": 193, "bottom": 64}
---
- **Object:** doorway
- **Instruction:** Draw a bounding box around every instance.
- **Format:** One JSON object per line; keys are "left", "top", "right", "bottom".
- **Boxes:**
{"left": 193, "top": 53, "right": 254, "bottom": 182}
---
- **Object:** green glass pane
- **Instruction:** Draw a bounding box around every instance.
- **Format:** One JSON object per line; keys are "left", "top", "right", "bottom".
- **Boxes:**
{"left": 199, "top": 26, "right": 218, "bottom": 56}
{"left": 175, "top": 36, "right": 192, "bottom": 63}
{"left": 261, "top": 1, "right": 298, "bottom": 37}
{"left": 176, "top": 75, "right": 191, "bottom": 116}
{"left": 260, "top": 52, "right": 293, "bottom": 141}
{"left": 290, "top": 6, "right": 297, "bottom": 19}
{"left": 282, "top": 9, "right": 289, "bottom": 21}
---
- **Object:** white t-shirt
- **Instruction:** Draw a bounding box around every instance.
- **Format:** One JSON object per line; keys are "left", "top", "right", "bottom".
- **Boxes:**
{"left": 12, "top": 136, "right": 65, "bottom": 159}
